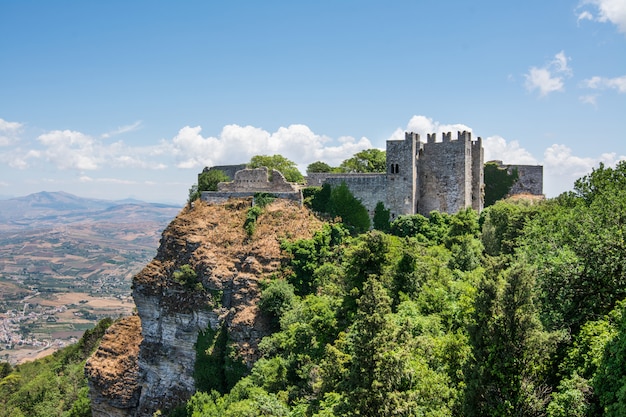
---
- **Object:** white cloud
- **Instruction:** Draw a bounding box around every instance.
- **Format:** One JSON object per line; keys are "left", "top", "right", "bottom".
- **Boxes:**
{"left": 579, "top": 94, "right": 599, "bottom": 106}
{"left": 524, "top": 51, "right": 572, "bottom": 97}
{"left": 582, "top": 75, "right": 626, "bottom": 93}
{"left": 168, "top": 123, "right": 373, "bottom": 170}
{"left": 101, "top": 120, "right": 143, "bottom": 139}
{"left": 483, "top": 136, "right": 538, "bottom": 165}
{"left": 577, "top": 10, "right": 594, "bottom": 23}
{"left": 543, "top": 144, "right": 626, "bottom": 195}
{"left": 79, "top": 176, "right": 137, "bottom": 185}
{"left": 387, "top": 115, "right": 473, "bottom": 142}
{"left": 37, "top": 130, "right": 101, "bottom": 170}
{"left": 580, "top": 0, "right": 626, "bottom": 34}
{"left": 0, "top": 118, "right": 23, "bottom": 146}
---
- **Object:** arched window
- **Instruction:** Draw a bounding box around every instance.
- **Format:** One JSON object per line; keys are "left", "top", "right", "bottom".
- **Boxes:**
{"left": 395, "top": 163, "right": 399, "bottom": 174}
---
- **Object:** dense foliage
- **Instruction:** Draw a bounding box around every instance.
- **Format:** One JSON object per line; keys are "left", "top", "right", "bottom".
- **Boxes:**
{"left": 188, "top": 169, "right": 231, "bottom": 203}
{"left": 484, "top": 162, "right": 519, "bottom": 207}
{"left": 338, "top": 149, "right": 386, "bottom": 173}
{"left": 248, "top": 155, "right": 305, "bottom": 184}
{"left": 306, "top": 149, "right": 387, "bottom": 174}
{"left": 304, "top": 183, "right": 371, "bottom": 233}
{"left": 177, "top": 160, "right": 626, "bottom": 416}
{"left": 0, "top": 318, "right": 112, "bottom": 417}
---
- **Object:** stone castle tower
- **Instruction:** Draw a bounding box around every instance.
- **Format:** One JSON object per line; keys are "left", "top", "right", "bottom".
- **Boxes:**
{"left": 385, "top": 131, "right": 483, "bottom": 218}
{"left": 304, "top": 130, "right": 485, "bottom": 219}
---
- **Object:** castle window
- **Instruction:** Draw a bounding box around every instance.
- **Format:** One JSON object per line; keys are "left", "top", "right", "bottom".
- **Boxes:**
{"left": 395, "top": 164, "right": 399, "bottom": 174}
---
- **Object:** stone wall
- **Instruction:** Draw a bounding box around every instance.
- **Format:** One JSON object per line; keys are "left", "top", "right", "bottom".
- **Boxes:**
{"left": 201, "top": 167, "right": 301, "bottom": 204}
{"left": 201, "top": 164, "right": 247, "bottom": 181}
{"left": 471, "top": 138, "right": 484, "bottom": 212}
{"left": 218, "top": 167, "right": 298, "bottom": 193}
{"left": 507, "top": 164, "right": 543, "bottom": 196}
{"left": 418, "top": 131, "right": 474, "bottom": 216}
{"left": 386, "top": 132, "right": 419, "bottom": 219}
{"left": 321, "top": 174, "right": 387, "bottom": 216}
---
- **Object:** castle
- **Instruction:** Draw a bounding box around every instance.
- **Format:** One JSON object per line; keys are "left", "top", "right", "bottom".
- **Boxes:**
{"left": 200, "top": 131, "right": 543, "bottom": 218}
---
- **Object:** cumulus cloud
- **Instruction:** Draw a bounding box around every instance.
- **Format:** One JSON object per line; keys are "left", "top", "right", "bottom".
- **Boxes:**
{"left": 168, "top": 123, "right": 372, "bottom": 170}
{"left": 0, "top": 118, "right": 23, "bottom": 146}
{"left": 387, "top": 115, "right": 473, "bottom": 142}
{"left": 524, "top": 51, "right": 573, "bottom": 97}
{"left": 543, "top": 144, "right": 626, "bottom": 195}
{"left": 482, "top": 136, "right": 538, "bottom": 165}
{"left": 578, "top": 0, "right": 626, "bottom": 34}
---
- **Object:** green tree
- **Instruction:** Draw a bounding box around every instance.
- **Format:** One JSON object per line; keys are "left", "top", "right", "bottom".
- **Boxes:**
{"left": 327, "top": 182, "right": 371, "bottom": 233}
{"left": 521, "top": 161, "right": 626, "bottom": 332}
{"left": 307, "top": 161, "right": 333, "bottom": 173}
{"left": 339, "top": 277, "right": 420, "bottom": 416}
{"left": 248, "top": 154, "right": 304, "bottom": 183}
{"left": 465, "top": 263, "right": 555, "bottom": 416}
{"left": 594, "top": 300, "right": 626, "bottom": 417}
{"left": 259, "top": 279, "right": 296, "bottom": 329}
{"left": 390, "top": 214, "right": 431, "bottom": 240}
{"left": 372, "top": 201, "right": 390, "bottom": 232}
{"left": 189, "top": 169, "right": 231, "bottom": 203}
{"left": 339, "top": 149, "right": 386, "bottom": 173}
{"left": 484, "top": 162, "right": 519, "bottom": 207}
{"left": 480, "top": 199, "right": 539, "bottom": 257}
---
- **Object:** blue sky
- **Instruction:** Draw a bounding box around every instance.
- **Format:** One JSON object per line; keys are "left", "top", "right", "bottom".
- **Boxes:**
{"left": 1, "top": 0, "right": 625, "bottom": 204}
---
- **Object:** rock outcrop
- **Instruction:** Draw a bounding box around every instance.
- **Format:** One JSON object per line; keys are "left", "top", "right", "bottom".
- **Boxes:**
{"left": 86, "top": 199, "right": 323, "bottom": 416}
{"left": 85, "top": 315, "right": 142, "bottom": 417}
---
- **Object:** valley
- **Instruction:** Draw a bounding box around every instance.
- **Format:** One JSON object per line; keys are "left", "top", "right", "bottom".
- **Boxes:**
{"left": 0, "top": 192, "right": 181, "bottom": 364}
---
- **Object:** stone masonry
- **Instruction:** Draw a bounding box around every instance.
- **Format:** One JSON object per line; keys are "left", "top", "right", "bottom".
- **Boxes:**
{"left": 201, "top": 131, "right": 543, "bottom": 218}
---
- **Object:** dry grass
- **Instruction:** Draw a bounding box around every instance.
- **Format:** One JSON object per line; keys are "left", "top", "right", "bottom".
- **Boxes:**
{"left": 131, "top": 198, "right": 325, "bottom": 363}
{"left": 85, "top": 315, "right": 142, "bottom": 403}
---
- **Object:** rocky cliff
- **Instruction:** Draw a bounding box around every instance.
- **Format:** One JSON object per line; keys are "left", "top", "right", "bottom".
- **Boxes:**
{"left": 85, "top": 198, "right": 324, "bottom": 416}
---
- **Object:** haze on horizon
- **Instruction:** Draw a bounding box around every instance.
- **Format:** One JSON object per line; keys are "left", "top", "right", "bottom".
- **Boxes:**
{"left": 1, "top": 1, "right": 625, "bottom": 205}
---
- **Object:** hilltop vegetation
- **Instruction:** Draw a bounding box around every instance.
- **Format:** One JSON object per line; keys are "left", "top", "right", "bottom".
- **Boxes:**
{"left": 174, "top": 161, "right": 626, "bottom": 416}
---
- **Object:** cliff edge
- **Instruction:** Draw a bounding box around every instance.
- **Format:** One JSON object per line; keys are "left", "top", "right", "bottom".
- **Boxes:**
{"left": 86, "top": 198, "right": 324, "bottom": 416}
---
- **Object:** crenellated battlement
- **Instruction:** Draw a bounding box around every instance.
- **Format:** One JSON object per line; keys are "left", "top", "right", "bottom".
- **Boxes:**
{"left": 423, "top": 130, "right": 476, "bottom": 144}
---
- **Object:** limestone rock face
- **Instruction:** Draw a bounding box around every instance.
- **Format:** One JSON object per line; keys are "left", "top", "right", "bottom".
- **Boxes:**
{"left": 85, "top": 316, "right": 142, "bottom": 417}
{"left": 86, "top": 199, "right": 323, "bottom": 416}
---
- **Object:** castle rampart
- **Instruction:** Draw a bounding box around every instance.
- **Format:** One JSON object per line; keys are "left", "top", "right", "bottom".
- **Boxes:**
{"left": 199, "top": 130, "right": 541, "bottom": 219}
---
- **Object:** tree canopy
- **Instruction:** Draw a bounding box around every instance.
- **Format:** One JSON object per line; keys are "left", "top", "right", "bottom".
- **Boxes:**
{"left": 248, "top": 154, "right": 304, "bottom": 183}
{"left": 339, "top": 149, "right": 386, "bottom": 173}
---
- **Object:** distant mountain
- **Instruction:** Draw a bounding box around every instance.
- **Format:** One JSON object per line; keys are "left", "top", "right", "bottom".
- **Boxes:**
{"left": 0, "top": 191, "right": 182, "bottom": 227}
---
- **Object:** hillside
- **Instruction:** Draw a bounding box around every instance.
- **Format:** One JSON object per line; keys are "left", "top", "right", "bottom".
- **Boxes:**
{"left": 0, "top": 192, "right": 181, "bottom": 365}
{"left": 87, "top": 197, "right": 325, "bottom": 415}
{"left": 84, "top": 161, "right": 626, "bottom": 417}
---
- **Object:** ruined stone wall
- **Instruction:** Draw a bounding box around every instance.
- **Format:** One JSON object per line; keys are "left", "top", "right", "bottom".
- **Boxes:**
{"left": 218, "top": 167, "right": 297, "bottom": 193}
{"left": 418, "top": 131, "right": 474, "bottom": 215}
{"left": 507, "top": 164, "right": 543, "bottom": 196}
{"left": 385, "top": 132, "right": 419, "bottom": 219}
{"left": 321, "top": 174, "right": 387, "bottom": 217}
{"left": 201, "top": 164, "right": 247, "bottom": 181}
{"left": 202, "top": 167, "right": 301, "bottom": 204}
